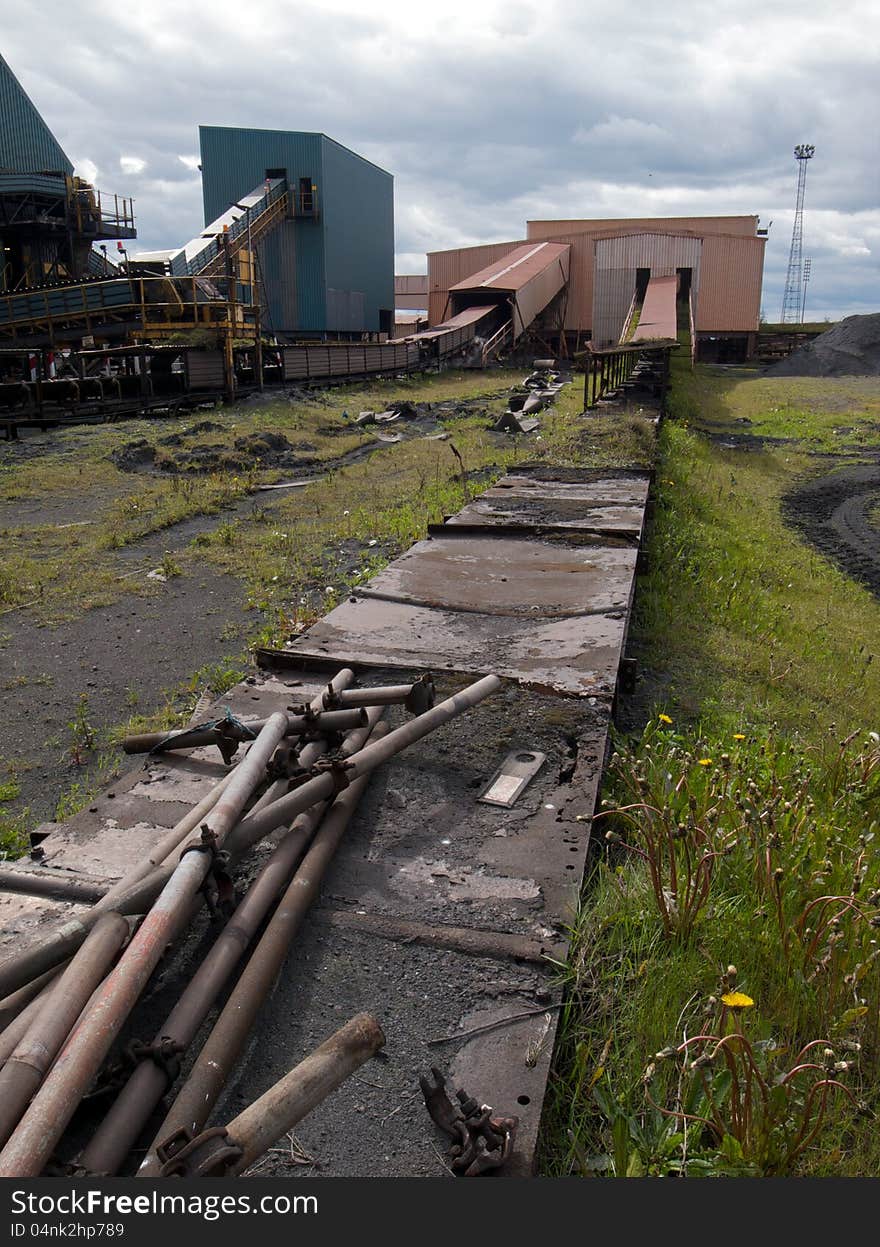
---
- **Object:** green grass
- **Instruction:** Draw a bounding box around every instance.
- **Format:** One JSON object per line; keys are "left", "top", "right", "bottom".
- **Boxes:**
{"left": 543, "top": 360, "right": 880, "bottom": 1177}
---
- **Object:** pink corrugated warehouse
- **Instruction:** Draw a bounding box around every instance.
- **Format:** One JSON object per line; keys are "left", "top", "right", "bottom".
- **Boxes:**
{"left": 426, "top": 214, "right": 767, "bottom": 361}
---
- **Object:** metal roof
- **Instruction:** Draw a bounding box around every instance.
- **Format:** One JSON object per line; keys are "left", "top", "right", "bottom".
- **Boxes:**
{"left": 0, "top": 54, "right": 73, "bottom": 174}
{"left": 450, "top": 242, "right": 570, "bottom": 293}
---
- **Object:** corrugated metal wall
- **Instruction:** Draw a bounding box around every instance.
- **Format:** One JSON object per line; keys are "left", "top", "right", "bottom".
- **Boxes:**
{"left": 592, "top": 234, "right": 702, "bottom": 346}
{"left": 326, "top": 288, "right": 366, "bottom": 331}
{"left": 427, "top": 239, "right": 524, "bottom": 325}
{"left": 320, "top": 137, "right": 393, "bottom": 333}
{"left": 198, "top": 127, "right": 325, "bottom": 331}
{"left": 0, "top": 54, "right": 73, "bottom": 174}
{"left": 696, "top": 235, "right": 765, "bottom": 331}
{"left": 525, "top": 218, "right": 757, "bottom": 334}
{"left": 395, "top": 276, "right": 428, "bottom": 312}
{"left": 395, "top": 275, "right": 428, "bottom": 296}
{"left": 429, "top": 220, "right": 764, "bottom": 337}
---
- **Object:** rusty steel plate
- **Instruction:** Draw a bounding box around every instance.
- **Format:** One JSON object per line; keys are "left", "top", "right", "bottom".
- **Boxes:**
{"left": 284, "top": 596, "right": 628, "bottom": 697}
{"left": 447, "top": 493, "right": 645, "bottom": 536}
{"left": 492, "top": 472, "right": 651, "bottom": 506}
{"left": 358, "top": 533, "right": 637, "bottom": 617}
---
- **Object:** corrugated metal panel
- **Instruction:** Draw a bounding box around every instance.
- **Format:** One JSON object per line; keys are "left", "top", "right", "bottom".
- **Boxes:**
{"left": 395, "top": 275, "right": 428, "bottom": 313}
{"left": 527, "top": 215, "right": 758, "bottom": 239}
{"left": 281, "top": 340, "right": 419, "bottom": 382}
{"left": 185, "top": 351, "right": 225, "bottom": 390}
{"left": 395, "top": 275, "right": 428, "bottom": 296}
{"left": 592, "top": 268, "right": 637, "bottom": 348}
{"left": 512, "top": 247, "right": 570, "bottom": 340}
{"left": 596, "top": 233, "right": 702, "bottom": 276}
{"left": 0, "top": 172, "right": 68, "bottom": 197}
{"left": 395, "top": 294, "right": 428, "bottom": 312}
{"left": 0, "top": 54, "right": 73, "bottom": 174}
{"left": 429, "top": 291, "right": 449, "bottom": 324}
{"left": 321, "top": 135, "right": 393, "bottom": 333}
{"left": 592, "top": 233, "right": 702, "bottom": 345}
{"left": 696, "top": 234, "right": 765, "bottom": 331}
{"left": 533, "top": 231, "right": 594, "bottom": 333}
{"left": 435, "top": 305, "right": 497, "bottom": 329}
{"left": 427, "top": 239, "right": 524, "bottom": 325}
{"left": 199, "top": 127, "right": 324, "bottom": 330}
{"left": 326, "top": 288, "right": 365, "bottom": 331}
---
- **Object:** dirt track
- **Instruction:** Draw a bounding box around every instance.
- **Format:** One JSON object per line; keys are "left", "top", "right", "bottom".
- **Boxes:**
{"left": 783, "top": 458, "right": 880, "bottom": 599}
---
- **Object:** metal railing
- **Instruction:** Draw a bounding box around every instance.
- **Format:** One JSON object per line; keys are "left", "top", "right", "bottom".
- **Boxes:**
{"left": 480, "top": 321, "right": 512, "bottom": 367}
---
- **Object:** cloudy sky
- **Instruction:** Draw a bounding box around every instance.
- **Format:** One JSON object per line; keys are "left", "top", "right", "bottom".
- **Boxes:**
{"left": 4, "top": 0, "right": 878, "bottom": 320}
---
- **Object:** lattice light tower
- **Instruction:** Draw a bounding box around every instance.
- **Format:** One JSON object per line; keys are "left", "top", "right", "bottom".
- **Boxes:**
{"left": 780, "top": 143, "right": 815, "bottom": 323}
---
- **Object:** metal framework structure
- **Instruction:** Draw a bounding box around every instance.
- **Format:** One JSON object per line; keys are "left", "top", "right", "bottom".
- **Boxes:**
{"left": 780, "top": 144, "right": 815, "bottom": 323}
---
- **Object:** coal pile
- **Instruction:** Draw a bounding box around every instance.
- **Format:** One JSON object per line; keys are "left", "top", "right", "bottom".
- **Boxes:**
{"left": 770, "top": 313, "right": 880, "bottom": 377}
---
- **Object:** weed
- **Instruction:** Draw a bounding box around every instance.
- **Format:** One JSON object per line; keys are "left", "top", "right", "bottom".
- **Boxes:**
{"left": 160, "top": 551, "right": 182, "bottom": 579}
{"left": 66, "top": 694, "right": 96, "bottom": 767}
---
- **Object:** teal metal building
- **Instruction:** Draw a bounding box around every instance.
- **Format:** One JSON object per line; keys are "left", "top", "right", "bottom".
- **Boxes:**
{"left": 198, "top": 126, "right": 394, "bottom": 338}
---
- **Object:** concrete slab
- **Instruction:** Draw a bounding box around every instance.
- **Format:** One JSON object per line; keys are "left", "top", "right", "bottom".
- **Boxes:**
{"left": 280, "top": 597, "right": 628, "bottom": 697}
{"left": 360, "top": 532, "right": 637, "bottom": 617}
{"left": 447, "top": 493, "right": 645, "bottom": 537}
{"left": 496, "top": 466, "right": 651, "bottom": 506}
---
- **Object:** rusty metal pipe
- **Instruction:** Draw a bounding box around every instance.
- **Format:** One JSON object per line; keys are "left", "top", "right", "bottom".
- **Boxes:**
{"left": 75, "top": 714, "right": 382, "bottom": 1175}
{"left": 0, "top": 675, "right": 499, "bottom": 1001}
{"left": 323, "top": 684, "right": 416, "bottom": 708}
{"left": 158, "top": 1013, "right": 385, "bottom": 1176}
{"left": 99, "top": 768, "right": 237, "bottom": 909}
{"left": 0, "top": 966, "right": 69, "bottom": 1036}
{"left": 227, "top": 674, "right": 502, "bottom": 855}
{"left": 0, "top": 869, "right": 108, "bottom": 905}
{"left": 121, "top": 708, "right": 366, "bottom": 756}
{"left": 77, "top": 800, "right": 329, "bottom": 1176}
{"left": 84, "top": 709, "right": 386, "bottom": 1176}
{"left": 0, "top": 710, "right": 289, "bottom": 1178}
{"left": 140, "top": 727, "right": 390, "bottom": 1173}
{"left": 0, "top": 671, "right": 356, "bottom": 1009}
{"left": 0, "top": 914, "right": 130, "bottom": 1149}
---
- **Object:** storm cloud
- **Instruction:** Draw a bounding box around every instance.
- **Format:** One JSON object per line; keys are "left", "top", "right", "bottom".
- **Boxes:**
{"left": 4, "top": 0, "right": 877, "bottom": 320}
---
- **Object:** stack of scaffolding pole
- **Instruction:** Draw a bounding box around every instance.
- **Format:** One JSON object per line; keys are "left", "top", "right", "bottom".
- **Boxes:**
{"left": 0, "top": 672, "right": 501, "bottom": 1176}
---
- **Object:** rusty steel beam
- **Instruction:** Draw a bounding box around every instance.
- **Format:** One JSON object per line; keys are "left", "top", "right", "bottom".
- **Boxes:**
{"left": 157, "top": 1013, "right": 385, "bottom": 1176}
{"left": 77, "top": 710, "right": 384, "bottom": 1176}
{"left": 0, "top": 914, "right": 131, "bottom": 1150}
{"left": 139, "top": 727, "right": 390, "bottom": 1175}
{"left": 0, "top": 710, "right": 290, "bottom": 1179}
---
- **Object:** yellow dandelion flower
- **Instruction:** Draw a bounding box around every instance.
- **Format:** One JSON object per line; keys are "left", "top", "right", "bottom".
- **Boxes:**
{"left": 733, "top": 733, "right": 746, "bottom": 741}
{"left": 721, "top": 991, "right": 754, "bottom": 1009}
{"left": 658, "top": 714, "right": 673, "bottom": 725}
{"left": 697, "top": 758, "right": 712, "bottom": 766}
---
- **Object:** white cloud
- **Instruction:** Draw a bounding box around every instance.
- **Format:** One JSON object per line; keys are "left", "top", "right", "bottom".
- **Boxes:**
{"left": 73, "top": 157, "right": 98, "bottom": 184}
{"left": 3, "top": 0, "right": 878, "bottom": 319}
{"left": 119, "top": 155, "right": 146, "bottom": 175}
